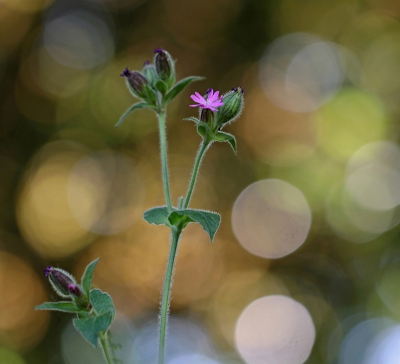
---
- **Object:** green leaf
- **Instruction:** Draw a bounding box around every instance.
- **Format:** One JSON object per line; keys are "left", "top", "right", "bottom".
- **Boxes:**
{"left": 168, "top": 209, "right": 221, "bottom": 242}
{"left": 155, "top": 80, "right": 168, "bottom": 95}
{"left": 115, "top": 102, "right": 152, "bottom": 128}
{"left": 73, "top": 312, "right": 113, "bottom": 348}
{"left": 81, "top": 258, "right": 100, "bottom": 297}
{"left": 143, "top": 206, "right": 172, "bottom": 227}
{"left": 164, "top": 76, "right": 204, "bottom": 105}
{"left": 35, "top": 301, "right": 82, "bottom": 313}
{"left": 90, "top": 289, "right": 115, "bottom": 321}
{"left": 184, "top": 117, "right": 200, "bottom": 124}
{"left": 214, "top": 131, "right": 237, "bottom": 153}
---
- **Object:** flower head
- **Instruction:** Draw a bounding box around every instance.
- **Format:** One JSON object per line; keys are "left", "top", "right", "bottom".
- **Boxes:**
{"left": 190, "top": 89, "right": 224, "bottom": 112}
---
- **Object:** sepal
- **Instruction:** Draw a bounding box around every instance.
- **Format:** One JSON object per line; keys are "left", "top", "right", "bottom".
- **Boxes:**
{"left": 155, "top": 79, "right": 168, "bottom": 95}
{"left": 196, "top": 122, "right": 211, "bottom": 139}
{"left": 214, "top": 131, "right": 237, "bottom": 153}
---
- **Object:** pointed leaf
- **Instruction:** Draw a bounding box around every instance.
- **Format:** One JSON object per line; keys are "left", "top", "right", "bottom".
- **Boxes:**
{"left": 214, "top": 131, "right": 237, "bottom": 153}
{"left": 81, "top": 258, "right": 100, "bottom": 297}
{"left": 164, "top": 76, "right": 204, "bottom": 104}
{"left": 115, "top": 102, "right": 152, "bottom": 128}
{"left": 90, "top": 289, "right": 115, "bottom": 321}
{"left": 73, "top": 312, "right": 113, "bottom": 348}
{"left": 168, "top": 209, "right": 221, "bottom": 242}
{"left": 143, "top": 206, "right": 172, "bottom": 227}
{"left": 35, "top": 301, "right": 82, "bottom": 313}
{"left": 184, "top": 117, "right": 200, "bottom": 124}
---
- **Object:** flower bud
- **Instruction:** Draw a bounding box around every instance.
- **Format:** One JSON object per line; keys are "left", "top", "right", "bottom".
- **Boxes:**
{"left": 200, "top": 108, "right": 215, "bottom": 125}
{"left": 154, "top": 48, "right": 175, "bottom": 87}
{"left": 121, "top": 67, "right": 149, "bottom": 99}
{"left": 142, "top": 61, "right": 158, "bottom": 85}
{"left": 68, "top": 283, "right": 83, "bottom": 298}
{"left": 45, "top": 266, "right": 77, "bottom": 298}
{"left": 216, "top": 87, "right": 244, "bottom": 129}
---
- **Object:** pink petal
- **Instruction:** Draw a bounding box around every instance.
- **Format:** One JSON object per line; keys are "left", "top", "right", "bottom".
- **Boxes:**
{"left": 194, "top": 92, "right": 205, "bottom": 101}
{"left": 190, "top": 95, "right": 204, "bottom": 103}
{"left": 190, "top": 104, "right": 201, "bottom": 108}
{"left": 210, "top": 91, "right": 220, "bottom": 103}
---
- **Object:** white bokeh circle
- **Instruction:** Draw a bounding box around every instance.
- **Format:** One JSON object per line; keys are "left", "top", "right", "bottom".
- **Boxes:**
{"left": 232, "top": 179, "right": 312, "bottom": 259}
{"left": 235, "top": 295, "right": 315, "bottom": 364}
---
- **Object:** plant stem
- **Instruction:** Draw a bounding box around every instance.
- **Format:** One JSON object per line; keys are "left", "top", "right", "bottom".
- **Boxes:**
{"left": 99, "top": 331, "right": 114, "bottom": 364}
{"left": 158, "top": 227, "right": 182, "bottom": 364}
{"left": 184, "top": 140, "right": 209, "bottom": 208}
{"left": 157, "top": 111, "right": 173, "bottom": 212}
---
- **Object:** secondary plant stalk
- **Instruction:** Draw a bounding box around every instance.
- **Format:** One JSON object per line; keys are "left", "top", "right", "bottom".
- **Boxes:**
{"left": 158, "top": 228, "right": 182, "bottom": 364}
{"left": 99, "top": 332, "right": 114, "bottom": 364}
{"left": 184, "top": 140, "right": 209, "bottom": 208}
{"left": 157, "top": 111, "right": 173, "bottom": 212}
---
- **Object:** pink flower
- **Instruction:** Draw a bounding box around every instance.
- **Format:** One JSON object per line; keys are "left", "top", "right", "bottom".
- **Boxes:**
{"left": 190, "top": 89, "right": 224, "bottom": 111}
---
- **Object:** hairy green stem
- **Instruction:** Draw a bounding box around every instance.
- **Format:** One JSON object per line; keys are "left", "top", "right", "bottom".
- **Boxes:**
{"left": 184, "top": 140, "right": 209, "bottom": 208}
{"left": 159, "top": 228, "right": 182, "bottom": 364}
{"left": 157, "top": 111, "right": 173, "bottom": 212}
{"left": 99, "top": 331, "right": 114, "bottom": 364}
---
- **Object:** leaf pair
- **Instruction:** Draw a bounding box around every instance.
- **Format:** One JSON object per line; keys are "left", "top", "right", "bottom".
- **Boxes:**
{"left": 143, "top": 206, "right": 221, "bottom": 242}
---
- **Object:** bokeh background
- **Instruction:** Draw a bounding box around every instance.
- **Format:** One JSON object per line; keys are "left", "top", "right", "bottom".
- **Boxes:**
{"left": 1, "top": 0, "right": 400, "bottom": 363}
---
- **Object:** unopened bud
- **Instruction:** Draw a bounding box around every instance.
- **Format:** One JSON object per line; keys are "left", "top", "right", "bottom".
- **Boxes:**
{"left": 121, "top": 67, "right": 149, "bottom": 99}
{"left": 142, "top": 61, "right": 157, "bottom": 85}
{"left": 45, "top": 266, "right": 77, "bottom": 298}
{"left": 154, "top": 48, "right": 175, "bottom": 87}
{"left": 216, "top": 87, "right": 244, "bottom": 128}
{"left": 200, "top": 108, "right": 215, "bottom": 125}
{"left": 68, "top": 283, "right": 83, "bottom": 298}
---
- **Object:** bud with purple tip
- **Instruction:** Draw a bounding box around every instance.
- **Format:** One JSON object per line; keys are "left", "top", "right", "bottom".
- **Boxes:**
{"left": 68, "top": 283, "right": 83, "bottom": 298}
{"left": 121, "top": 67, "right": 149, "bottom": 99}
{"left": 154, "top": 48, "right": 175, "bottom": 88}
{"left": 215, "top": 86, "right": 244, "bottom": 129}
{"left": 45, "top": 266, "right": 77, "bottom": 298}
